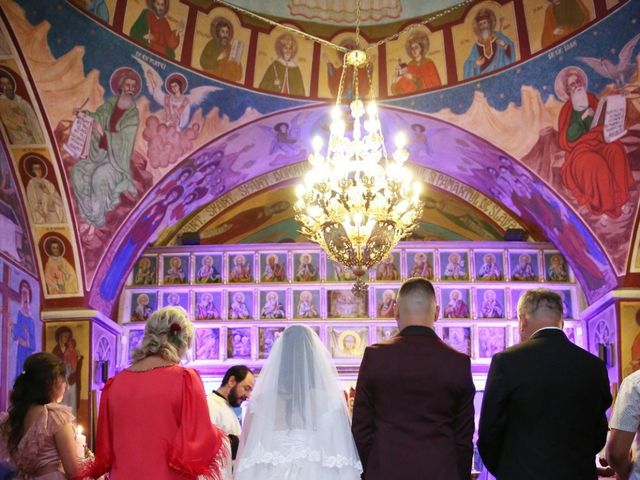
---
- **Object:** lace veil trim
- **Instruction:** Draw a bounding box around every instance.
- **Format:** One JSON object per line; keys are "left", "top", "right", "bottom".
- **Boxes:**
{"left": 236, "top": 441, "right": 362, "bottom": 472}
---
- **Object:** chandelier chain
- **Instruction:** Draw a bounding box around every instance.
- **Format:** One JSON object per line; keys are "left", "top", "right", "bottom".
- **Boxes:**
{"left": 214, "top": 0, "right": 475, "bottom": 56}
{"left": 355, "top": 0, "right": 361, "bottom": 49}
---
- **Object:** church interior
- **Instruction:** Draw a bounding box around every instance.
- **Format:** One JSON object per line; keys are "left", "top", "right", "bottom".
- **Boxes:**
{"left": 0, "top": 0, "right": 639, "bottom": 459}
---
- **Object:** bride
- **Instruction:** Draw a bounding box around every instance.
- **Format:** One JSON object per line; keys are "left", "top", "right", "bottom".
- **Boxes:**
{"left": 235, "top": 325, "right": 362, "bottom": 480}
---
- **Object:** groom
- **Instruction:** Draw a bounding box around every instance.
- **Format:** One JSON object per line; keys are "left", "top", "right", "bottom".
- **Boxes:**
{"left": 352, "top": 278, "right": 475, "bottom": 479}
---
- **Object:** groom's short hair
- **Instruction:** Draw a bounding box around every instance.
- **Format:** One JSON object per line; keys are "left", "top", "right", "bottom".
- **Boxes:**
{"left": 397, "top": 278, "right": 437, "bottom": 315}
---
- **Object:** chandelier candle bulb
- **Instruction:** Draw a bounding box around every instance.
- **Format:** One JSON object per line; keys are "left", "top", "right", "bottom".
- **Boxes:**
{"left": 312, "top": 135, "right": 323, "bottom": 153}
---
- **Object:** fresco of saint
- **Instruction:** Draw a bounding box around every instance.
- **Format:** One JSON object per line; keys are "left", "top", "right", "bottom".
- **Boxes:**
{"left": 261, "top": 291, "right": 285, "bottom": 319}
{"left": 0, "top": 68, "right": 44, "bottom": 145}
{"left": 43, "top": 236, "right": 79, "bottom": 295}
{"left": 541, "top": 0, "right": 590, "bottom": 49}
{"left": 71, "top": 67, "right": 141, "bottom": 230}
{"left": 259, "top": 33, "right": 305, "bottom": 96}
{"left": 463, "top": 8, "right": 515, "bottom": 79}
{"left": 390, "top": 31, "right": 441, "bottom": 95}
{"left": 443, "top": 289, "right": 470, "bottom": 319}
{"left": 130, "top": 0, "right": 184, "bottom": 58}
{"left": 555, "top": 66, "right": 633, "bottom": 219}
{"left": 200, "top": 17, "right": 243, "bottom": 82}
{"left": 24, "top": 156, "right": 65, "bottom": 224}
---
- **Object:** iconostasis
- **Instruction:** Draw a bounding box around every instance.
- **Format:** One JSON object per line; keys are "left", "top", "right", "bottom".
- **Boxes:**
{"left": 119, "top": 240, "right": 582, "bottom": 377}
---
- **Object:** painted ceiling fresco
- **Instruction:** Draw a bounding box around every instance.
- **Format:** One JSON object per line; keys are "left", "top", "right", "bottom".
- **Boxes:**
{"left": 187, "top": 0, "right": 466, "bottom": 25}
{"left": 161, "top": 183, "right": 521, "bottom": 245}
{"left": 0, "top": 0, "right": 636, "bottom": 317}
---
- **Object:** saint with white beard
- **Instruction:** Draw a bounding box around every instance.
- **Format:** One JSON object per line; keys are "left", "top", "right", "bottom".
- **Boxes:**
{"left": 555, "top": 66, "right": 634, "bottom": 219}
{"left": 70, "top": 67, "right": 141, "bottom": 231}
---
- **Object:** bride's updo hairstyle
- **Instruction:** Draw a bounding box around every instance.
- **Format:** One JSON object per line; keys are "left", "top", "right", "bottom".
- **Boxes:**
{"left": 132, "top": 307, "right": 194, "bottom": 363}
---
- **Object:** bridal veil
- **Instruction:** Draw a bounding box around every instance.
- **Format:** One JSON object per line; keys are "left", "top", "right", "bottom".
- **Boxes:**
{"left": 235, "top": 325, "right": 362, "bottom": 480}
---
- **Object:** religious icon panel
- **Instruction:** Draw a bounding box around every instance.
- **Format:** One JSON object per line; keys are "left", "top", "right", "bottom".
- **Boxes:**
{"left": 544, "top": 251, "right": 571, "bottom": 282}
{"left": 293, "top": 252, "right": 320, "bottom": 282}
{"left": 195, "top": 254, "right": 222, "bottom": 284}
{"left": 195, "top": 291, "right": 222, "bottom": 320}
{"left": 375, "top": 288, "right": 398, "bottom": 319}
{"left": 440, "top": 250, "right": 469, "bottom": 281}
{"left": 162, "top": 291, "right": 189, "bottom": 310}
{"left": 228, "top": 290, "right": 253, "bottom": 320}
{"left": 130, "top": 291, "right": 157, "bottom": 322}
{"left": 327, "top": 289, "right": 368, "bottom": 318}
{"left": 328, "top": 326, "right": 369, "bottom": 359}
{"left": 261, "top": 252, "right": 287, "bottom": 282}
{"left": 293, "top": 289, "right": 320, "bottom": 319}
{"left": 259, "top": 326, "right": 285, "bottom": 359}
{"left": 442, "top": 326, "right": 472, "bottom": 356}
{"left": 441, "top": 287, "right": 471, "bottom": 319}
{"left": 162, "top": 254, "right": 190, "bottom": 285}
{"left": 376, "top": 325, "right": 399, "bottom": 342}
{"left": 227, "top": 327, "right": 252, "bottom": 359}
{"left": 509, "top": 251, "right": 539, "bottom": 282}
{"left": 476, "top": 288, "right": 505, "bottom": 319}
{"left": 132, "top": 255, "right": 157, "bottom": 285}
{"left": 474, "top": 250, "right": 503, "bottom": 281}
{"left": 375, "top": 252, "right": 401, "bottom": 281}
{"left": 195, "top": 327, "right": 221, "bottom": 361}
{"left": 406, "top": 250, "right": 434, "bottom": 280}
{"left": 260, "top": 290, "right": 286, "bottom": 319}
{"left": 228, "top": 253, "right": 253, "bottom": 283}
{"left": 477, "top": 326, "right": 507, "bottom": 359}
{"left": 327, "top": 259, "right": 357, "bottom": 282}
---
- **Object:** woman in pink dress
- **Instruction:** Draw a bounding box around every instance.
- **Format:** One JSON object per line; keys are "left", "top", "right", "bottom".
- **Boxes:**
{"left": 82, "top": 307, "right": 227, "bottom": 479}
{"left": 0, "top": 352, "right": 84, "bottom": 479}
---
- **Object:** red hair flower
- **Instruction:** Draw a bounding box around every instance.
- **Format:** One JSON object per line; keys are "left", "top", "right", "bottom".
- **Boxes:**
{"left": 170, "top": 323, "right": 182, "bottom": 334}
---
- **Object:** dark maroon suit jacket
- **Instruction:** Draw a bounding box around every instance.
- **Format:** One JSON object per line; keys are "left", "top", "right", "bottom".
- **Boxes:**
{"left": 352, "top": 326, "right": 475, "bottom": 480}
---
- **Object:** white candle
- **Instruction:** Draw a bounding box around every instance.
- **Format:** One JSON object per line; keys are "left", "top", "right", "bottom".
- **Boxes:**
{"left": 76, "top": 425, "right": 87, "bottom": 458}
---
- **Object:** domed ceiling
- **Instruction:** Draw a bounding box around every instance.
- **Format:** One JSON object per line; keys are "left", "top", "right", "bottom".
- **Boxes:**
{"left": 196, "top": 0, "right": 466, "bottom": 25}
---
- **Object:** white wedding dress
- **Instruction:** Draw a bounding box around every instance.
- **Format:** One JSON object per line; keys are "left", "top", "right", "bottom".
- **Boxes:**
{"left": 235, "top": 325, "right": 362, "bottom": 480}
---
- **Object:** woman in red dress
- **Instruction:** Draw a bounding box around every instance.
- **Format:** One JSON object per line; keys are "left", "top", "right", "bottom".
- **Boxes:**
{"left": 82, "top": 307, "right": 227, "bottom": 479}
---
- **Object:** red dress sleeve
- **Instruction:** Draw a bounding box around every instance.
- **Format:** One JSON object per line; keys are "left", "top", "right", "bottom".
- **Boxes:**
{"left": 77, "top": 378, "right": 115, "bottom": 479}
{"left": 168, "top": 368, "right": 228, "bottom": 479}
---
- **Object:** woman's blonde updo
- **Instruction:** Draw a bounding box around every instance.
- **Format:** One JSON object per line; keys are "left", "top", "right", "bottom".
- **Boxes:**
{"left": 132, "top": 306, "right": 194, "bottom": 363}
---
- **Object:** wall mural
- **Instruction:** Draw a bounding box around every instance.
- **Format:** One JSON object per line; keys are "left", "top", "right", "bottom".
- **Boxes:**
{"left": 0, "top": 259, "right": 41, "bottom": 411}
{"left": 0, "top": 142, "right": 34, "bottom": 272}
{"left": 3, "top": 0, "right": 309, "bottom": 286}
{"left": 88, "top": 103, "right": 616, "bottom": 313}
{"left": 620, "top": 301, "right": 640, "bottom": 380}
{"left": 0, "top": 0, "right": 636, "bottom": 315}
{"left": 188, "top": 184, "right": 514, "bottom": 245}
{"left": 44, "top": 320, "right": 91, "bottom": 429}
{"left": 57, "top": 0, "right": 622, "bottom": 95}
{"left": 0, "top": 16, "right": 82, "bottom": 300}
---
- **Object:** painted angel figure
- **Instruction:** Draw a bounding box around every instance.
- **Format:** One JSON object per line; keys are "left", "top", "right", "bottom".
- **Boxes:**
{"left": 133, "top": 56, "right": 220, "bottom": 131}
{"left": 257, "top": 113, "right": 304, "bottom": 165}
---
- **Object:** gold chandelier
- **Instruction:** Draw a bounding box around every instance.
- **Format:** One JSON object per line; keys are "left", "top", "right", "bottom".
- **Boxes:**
{"left": 294, "top": 48, "right": 423, "bottom": 294}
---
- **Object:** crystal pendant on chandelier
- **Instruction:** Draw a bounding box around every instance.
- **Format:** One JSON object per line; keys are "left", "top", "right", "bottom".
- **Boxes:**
{"left": 294, "top": 49, "right": 423, "bottom": 295}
